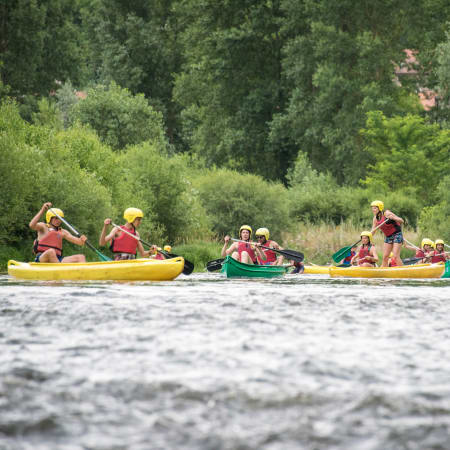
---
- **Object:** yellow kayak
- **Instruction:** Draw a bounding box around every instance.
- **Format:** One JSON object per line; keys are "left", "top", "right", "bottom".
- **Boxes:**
{"left": 329, "top": 263, "right": 445, "bottom": 279}
{"left": 303, "top": 265, "right": 330, "bottom": 275}
{"left": 7, "top": 257, "right": 185, "bottom": 281}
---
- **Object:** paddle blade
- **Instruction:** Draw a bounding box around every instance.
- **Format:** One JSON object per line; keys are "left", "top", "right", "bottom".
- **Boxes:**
{"left": 275, "top": 249, "right": 304, "bottom": 263}
{"left": 206, "top": 258, "right": 225, "bottom": 272}
{"left": 443, "top": 260, "right": 450, "bottom": 279}
{"left": 332, "top": 239, "right": 361, "bottom": 264}
{"left": 85, "top": 241, "right": 112, "bottom": 261}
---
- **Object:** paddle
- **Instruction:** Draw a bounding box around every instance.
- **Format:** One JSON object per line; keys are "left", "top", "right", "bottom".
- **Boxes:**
{"left": 111, "top": 222, "right": 194, "bottom": 275}
{"left": 403, "top": 251, "right": 450, "bottom": 265}
{"left": 206, "top": 258, "right": 225, "bottom": 272}
{"left": 231, "top": 238, "right": 304, "bottom": 263}
{"left": 332, "top": 219, "right": 388, "bottom": 263}
{"left": 49, "top": 209, "right": 112, "bottom": 261}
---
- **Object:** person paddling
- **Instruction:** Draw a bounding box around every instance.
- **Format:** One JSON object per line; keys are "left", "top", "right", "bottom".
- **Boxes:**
{"left": 431, "top": 239, "right": 449, "bottom": 263}
{"left": 351, "top": 231, "right": 378, "bottom": 267}
{"left": 221, "top": 225, "right": 265, "bottom": 264}
{"left": 99, "top": 208, "right": 155, "bottom": 261}
{"left": 30, "top": 202, "right": 87, "bottom": 263}
{"left": 413, "top": 238, "right": 435, "bottom": 263}
{"left": 371, "top": 200, "right": 404, "bottom": 267}
{"left": 339, "top": 245, "right": 357, "bottom": 267}
{"left": 255, "top": 228, "right": 284, "bottom": 266}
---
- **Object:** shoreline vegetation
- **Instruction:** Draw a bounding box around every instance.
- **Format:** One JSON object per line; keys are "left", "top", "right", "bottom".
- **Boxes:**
{"left": 1, "top": 222, "right": 422, "bottom": 272}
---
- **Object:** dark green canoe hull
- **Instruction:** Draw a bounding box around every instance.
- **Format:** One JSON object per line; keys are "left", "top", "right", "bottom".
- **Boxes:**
{"left": 221, "top": 256, "right": 288, "bottom": 278}
{"left": 443, "top": 260, "right": 450, "bottom": 278}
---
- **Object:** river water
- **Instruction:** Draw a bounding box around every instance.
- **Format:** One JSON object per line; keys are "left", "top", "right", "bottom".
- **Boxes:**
{"left": 1, "top": 272, "right": 450, "bottom": 450}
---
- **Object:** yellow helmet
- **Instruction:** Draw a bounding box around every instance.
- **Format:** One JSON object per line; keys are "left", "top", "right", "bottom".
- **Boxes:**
{"left": 255, "top": 227, "right": 269, "bottom": 240}
{"left": 421, "top": 238, "right": 434, "bottom": 249}
{"left": 163, "top": 245, "right": 172, "bottom": 252}
{"left": 239, "top": 225, "right": 252, "bottom": 238}
{"left": 361, "top": 231, "right": 373, "bottom": 241}
{"left": 123, "top": 207, "right": 143, "bottom": 223}
{"left": 389, "top": 252, "right": 394, "bottom": 258}
{"left": 371, "top": 200, "right": 384, "bottom": 212}
{"left": 435, "top": 239, "right": 444, "bottom": 246}
{"left": 46, "top": 208, "right": 64, "bottom": 224}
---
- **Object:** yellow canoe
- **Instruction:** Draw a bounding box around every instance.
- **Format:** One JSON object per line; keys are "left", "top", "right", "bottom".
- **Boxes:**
{"left": 329, "top": 263, "right": 445, "bottom": 279}
{"left": 303, "top": 265, "right": 330, "bottom": 275}
{"left": 7, "top": 257, "right": 185, "bottom": 281}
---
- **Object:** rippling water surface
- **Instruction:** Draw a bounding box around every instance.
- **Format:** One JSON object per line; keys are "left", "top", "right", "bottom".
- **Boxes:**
{"left": 1, "top": 273, "right": 450, "bottom": 450}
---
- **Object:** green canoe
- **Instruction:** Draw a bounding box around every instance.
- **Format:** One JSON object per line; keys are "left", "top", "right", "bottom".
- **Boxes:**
{"left": 443, "top": 260, "right": 450, "bottom": 278}
{"left": 221, "top": 255, "right": 288, "bottom": 278}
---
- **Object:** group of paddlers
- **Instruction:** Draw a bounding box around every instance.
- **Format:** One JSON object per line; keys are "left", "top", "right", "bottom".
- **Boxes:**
{"left": 30, "top": 200, "right": 448, "bottom": 268}
{"left": 339, "top": 200, "right": 448, "bottom": 268}
{"left": 30, "top": 202, "right": 170, "bottom": 263}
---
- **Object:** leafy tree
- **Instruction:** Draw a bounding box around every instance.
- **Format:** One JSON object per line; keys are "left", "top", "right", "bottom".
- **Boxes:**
{"left": 361, "top": 111, "right": 450, "bottom": 204}
{"left": 173, "top": 0, "right": 288, "bottom": 180}
{"left": 70, "top": 82, "right": 168, "bottom": 151}
{"left": 82, "top": 0, "right": 184, "bottom": 146}
{"left": 0, "top": 0, "right": 86, "bottom": 97}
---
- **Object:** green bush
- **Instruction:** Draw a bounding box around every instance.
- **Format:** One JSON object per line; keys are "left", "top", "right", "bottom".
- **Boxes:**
{"left": 114, "top": 143, "right": 212, "bottom": 244}
{"left": 418, "top": 176, "right": 450, "bottom": 241}
{"left": 193, "top": 168, "right": 290, "bottom": 241}
{"left": 70, "top": 81, "right": 168, "bottom": 151}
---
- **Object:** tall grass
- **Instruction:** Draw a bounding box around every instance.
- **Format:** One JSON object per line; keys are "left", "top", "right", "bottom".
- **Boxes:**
{"left": 283, "top": 221, "right": 420, "bottom": 265}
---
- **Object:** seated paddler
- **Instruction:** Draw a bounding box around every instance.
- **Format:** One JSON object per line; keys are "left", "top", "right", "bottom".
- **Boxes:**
{"left": 221, "top": 225, "right": 265, "bottom": 265}
{"left": 351, "top": 231, "right": 378, "bottom": 267}
{"left": 254, "top": 227, "right": 284, "bottom": 266}
{"left": 30, "top": 202, "right": 87, "bottom": 263}
{"left": 99, "top": 208, "right": 154, "bottom": 261}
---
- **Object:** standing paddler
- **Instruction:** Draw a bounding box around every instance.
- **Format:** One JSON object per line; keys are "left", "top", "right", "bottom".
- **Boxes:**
{"left": 370, "top": 200, "right": 404, "bottom": 267}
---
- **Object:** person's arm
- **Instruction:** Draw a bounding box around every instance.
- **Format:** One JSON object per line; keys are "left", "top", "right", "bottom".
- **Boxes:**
{"left": 272, "top": 241, "right": 284, "bottom": 263}
{"left": 30, "top": 202, "right": 52, "bottom": 231}
{"left": 222, "top": 236, "right": 234, "bottom": 257}
{"left": 99, "top": 219, "right": 112, "bottom": 246}
{"left": 254, "top": 243, "right": 266, "bottom": 261}
{"left": 62, "top": 229, "right": 87, "bottom": 246}
{"left": 385, "top": 210, "right": 404, "bottom": 225}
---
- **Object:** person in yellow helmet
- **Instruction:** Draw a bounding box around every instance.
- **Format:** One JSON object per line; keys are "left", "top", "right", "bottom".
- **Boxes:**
{"left": 29, "top": 202, "right": 87, "bottom": 263}
{"left": 431, "top": 239, "right": 449, "bottom": 263}
{"left": 254, "top": 227, "right": 284, "bottom": 265}
{"left": 151, "top": 245, "right": 172, "bottom": 260}
{"left": 370, "top": 200, "right": 404, "bottom": 267}
{"left": 222, "top": 225, "right": 265, "bottom": 264}
{"left": 99, "top": 208, "right": 155, "bottom": 260}
{"left": 413, "top": 238, "right": 435, "bottom": 264}
{"left": 351, "top": 231, "right": 378, "bottom": 267}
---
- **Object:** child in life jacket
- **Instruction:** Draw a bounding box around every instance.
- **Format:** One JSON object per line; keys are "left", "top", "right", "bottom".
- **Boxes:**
{"left": 254, "top": 227, "right": 284, "bottom": 265}
{"left": 221, "top": 225, "right": 265, "bottom": 264}
{"left": 431, "top": 239, "right": 449, "bottom": 263}
{"left": 152, "top": 245, "right": 172, "bottom": 260}
{"left": 351, "top": 231, "right": 378, "bottom": 267}
{"left": 30, "top": 202, "right": 87, "bottom": 263}
{"left": 388, "top": 252, "right": 398, "bottom": 267}
{"left": 99, "top": 208, "right": 155, "bottom": 261}
{"left": 414, "top": 238, "right": 435, "bottom": 264}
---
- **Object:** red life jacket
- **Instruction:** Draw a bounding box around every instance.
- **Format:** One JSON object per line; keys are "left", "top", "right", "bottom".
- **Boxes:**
{"left": 389, "top": 257, "right": 398, "bottom": 267}
{"left": 358, "top": 244, "right": 374, "bottom": 266}
{"left": 376, "top": 214, "right": 401, "bottom": 237}
{"left": 415, "top": 250, "right": 425, "bottom": 259}
{"left": 238, "top": 241, "right": 257, "bottom": 263}
{"left": 154, "top": 253, "right": 165, "bottom": 260}
{"left": 258, "top": 240, "right": 277, "bottom": 264}
{"left": 35, "top": 228, "right": 63, "bottom": 256}
{"left": 431, "top": 251, "right": 446, "bottom": 263}
{"left": 111, "top": 225, "right": 138, "bottom": 255}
